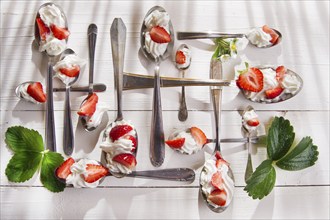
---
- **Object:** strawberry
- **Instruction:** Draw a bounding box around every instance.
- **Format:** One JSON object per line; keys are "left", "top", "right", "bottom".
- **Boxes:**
{"left": 50, "top": 24, "right": 70, "bottom": 40}
{"left": 27, "top": 82, "right": 47, "bottom": 103}
{"left": 190, "top": 127, "right": 207, "bottom": 146}
{"left": 208, "top": 189, "right": 227, "bottom": 207}
{"left": 122, "top": 134, "right": 138, "bottom": 150}
{"left": 77, "top": 93, "right": 98, "bottom": 116}
{"left": 36, "top": 17, "right": 50, "bottom": 41}
{"left": 175, "top": 50, "right": 186, "bottom": 64}
{"left": 265, "top": 86, "right": 284, "bottom": 99}
{"left": 262, "top": 25, "right": 279, "bottom": 44}
{"left": 56, "top": 157, "right": 75, "bottom": 179}
{"left": 215, "top": 151, "right": 230, "bottom": 167}
{"left": 109, "top": 125, "right": 133, "bottom": 141}
{"left": 165, "top": 137, "right": 185, "bottom": 149}
{"left": 59, "top": 65, "right": 80, "bottom": 77}
{"left": 113, "top": 153, "right": 137, "bottom": 169}
{"left": 149, "top": 26, "right": 171, "bottom": 43}
{"left": 83, "top": 164, "right": 109, "bottom": 183}
{"left": 236, "top": 65, "right": 264, "bottom": 92}
{"left": 275, "top": 65, "right": 287, "bottom": 81}
{"left": 211, "top": 171, "right": 224, "bottom": 190}
{"left": 247, "top": 118, "right": 260, "bottom": 127}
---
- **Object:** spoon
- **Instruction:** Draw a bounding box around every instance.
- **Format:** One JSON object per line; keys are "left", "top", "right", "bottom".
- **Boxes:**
{"left": 35, "top": 2, "right": 68, "bottom": 152}
{"left": 53, "top": 83, "right": 106, "bottom": 92}
{"left": 140, "top": 6, "right": 175, "bottom": 167}
{"left": 79, "top": 23, "right": 98, "bottom": 131}
{"left": 177, "top": 26, "right": 282, "bottom": 48}
{"left": 175, "top": 44, "right": 192, "bottom": 121}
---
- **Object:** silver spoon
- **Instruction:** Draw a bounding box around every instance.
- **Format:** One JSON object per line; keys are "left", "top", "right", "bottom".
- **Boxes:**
{"left": 177, "top": 26, "right": 282, "bottom": 48}
{"left": 176, "top": 44, "right": 192, "bottom": 121}
{"left": 35, "top": 2, "right": 68, "bottom": 152}
{"left": 140, "top": 6, "right": 175, "bottom": 167}
{"left": 80, "top": 23, "right": 98, "bottom": 131}
{"left": 53, "top": 83, "right": 106, "bottom": 92}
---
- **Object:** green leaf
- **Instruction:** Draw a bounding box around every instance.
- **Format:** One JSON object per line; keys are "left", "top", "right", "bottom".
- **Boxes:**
{"left": 276, "top": 137, "right": 319, "bottom": 170}
{"left": 5, "top": 152, "right": 42, "bottom": 182}
{"left": 267, "top": 117, "right": 295, "bottom": 160}
{"left": 5, "top": 126, "right": 44, "bottom": 153}
{"left": 40, "top": 151, "right": 65, "bottom": 193}
{"left": 244, "top": 159, "right": 276, "bottom": 199}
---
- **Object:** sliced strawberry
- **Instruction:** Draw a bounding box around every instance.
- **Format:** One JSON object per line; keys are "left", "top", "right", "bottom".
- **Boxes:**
{"left": 175, "top": 50, "right": 186, "bottom": 64}
{"left": 215, "top": 151, "right": 230, "bottom": 167}
{"left": 236, "top": 67, "right": 264, "bottom": 92}
{"left": 247, "top": 118, "right": 260, "bottom": 127}
{"left": 211, "top": 171, "right": 224, "bottom": 190}
{"left": 275, "top": 65, "right": 287, "bottom": 81}
{"left": 77, "top": 93, "right": 98, "bottom": 116}
{"left": 83, "top": 164, "right": 109, "bottom": 183}
{"left": 265, "top": 86, "right": 284, "bottom": 99}
{"left": 149, "top": 26, "right": 171, "bottom": 43}
{"left": 190, "top": 127, "right": 207, "bottom": 146}
{"left": 36, "top": 17, "right": 50, "bottom": 41}
{"left": 113, "top": 153, "right": 137, "bottom": 169}
{"left": 165, "top": 137, "right": 185, "bottom": 149}
{"left": 27, "top": 82, "right": 46, "bottom": 103}
{"left": 50, "top": 24, "right": 70, "bottom": 40}
{"left": 122, "top": 134, "right": 138, "bottom": 150}
{"left": 208, "top": 189, "right": 227, "bottom": 207}
{"left": 56, "top": 157, "right": 75, "bottom": 179}
{"left": 262, "top": 25, "right": 279, "bottom": 44}
{"left": 59, "top": 65, "right": 80, "bottom": 77}
{"left": 109, "top": 125, "right": 133, "bottom": 141}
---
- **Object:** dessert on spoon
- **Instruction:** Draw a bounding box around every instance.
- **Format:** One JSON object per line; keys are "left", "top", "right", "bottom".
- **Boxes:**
{"left": 15, "top": 81, "right": 47, "bottom": 104}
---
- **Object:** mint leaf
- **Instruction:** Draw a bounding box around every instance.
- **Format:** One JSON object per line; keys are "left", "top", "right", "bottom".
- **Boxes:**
{"left": 244, "top": 159, "right": 276, "bottom": 199}
{"left": 5, "top": 126, "right": 44, "bottom": 153}
{"left": 5, "top": 152, "right": 42, "bottom": 182}
{"left": 267, "top": 117, "right": 295, "bottom": 160}
{"left": 40, "top": 151, "right": 65, "bottom": 192}
{"left": 276, "top": 137, "right": 319, "bottom": 170}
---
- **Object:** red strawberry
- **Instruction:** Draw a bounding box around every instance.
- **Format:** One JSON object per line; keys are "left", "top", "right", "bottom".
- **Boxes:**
{"left": 265, "top": 86, "right": 284, "bottom": 99}
{"left": 50, "top": 24, "right": 70, "bottom": 40}
{"left": 208, "top": 189, "right": 227, "bottom": 207}
{"left": 77, "top": 93, "right": 98, "bottom": 116}
{"left": 113, "top": 153, "right": 137, "bottom": 169}
{"left": 190, "top": 127, "right": 207, "bottom": 146}
{"left": 59, "top": 65, "right": 80, "bottom": 77}
{"left": 165, "top": 137, "right": 185, "bottom": 149}
{"left": 215, "top": 151, "right": 230, "bottom": 167}
{"left": 27, "top": 82, "right": 47, "bottom": 103}
{"left": 109, "top": 125, "right": 133, "bottom": 141}
{"left": 211, "top": 171, "right": 224, "bottom": 190}
{"left": 122, "top": 134, "right": 138, "bottom": 150}
{"left": 175, "top": 50, "right": 186, "bottom": 64}
{"left": 236, "top": 66, "right": 264, "bottom": 92}
{"left": 83, "top": 164, "right": 109, "bottom": 183}
{"left": 149, "top": 26, "right": 171, "bottom": 43}
{"left": 56, "top": 157, "right": 75, "bottom": 179}
{"left": 275, "top": 65, "right": 287, "bottom": 81}
{"left": 247, "top": 118, "right": 260, "bottom": 127}
{"left": 36, "top": 17, "right": 50, "bottom": 41}
{"left": 262, "top": 25, "right": 279, "bottom": 44}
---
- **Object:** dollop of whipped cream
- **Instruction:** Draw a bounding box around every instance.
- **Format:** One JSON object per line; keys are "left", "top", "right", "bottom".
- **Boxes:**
{"left": 200, "top": 156, "right": 234, "bottom": 208}
{"left": 247, "top": 27, "right": 272, "bottom": 47}
{"left": 100, "top": 120, "right": 136, "bottom": 174}
{"left": 66, "top": 159, "right": 102, "bottom": 188}
{"left": 242, "top": 109, "right": 259, "bottom": 131}
{"left": 168, "top": 129, "right": 202, "bottom": 155}
{"left": 17, "top": 82, "right": 44, "bottom": 104}
{"left": 53, "top": 54, "right": 86, "bottom": 85}
{"left": 85, "top": 103, "right": 108, "bottom": 129}
{"left": 176, "top": 47, "right": 192, "bottom": 69}
{"left": 281, "top": 73, "right": 301, "bottom": 94}
{"left": 39, "top": 35, "right": 67, "bottom": 56}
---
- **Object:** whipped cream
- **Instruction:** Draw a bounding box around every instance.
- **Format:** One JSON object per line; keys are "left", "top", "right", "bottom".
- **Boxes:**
{"left": 247, "top": 27, "right": 272, "bottom": 47}
{"left": 53, "top": 54, "right": 86, "bottom": 85}
{"left": 17, "top": 82, "right": 44, "bottom": 104}
{"left": 145, "top": 32, "right": 168, "bottom": 58}
{"left": 39, "top": 4, "right": 65, "bottom": 27}
{"left": 85, "top": 103, "right": 108, "bottom": 129}
{"left": 167, "top": 129, "right": 202, "bottom": 155}
{"left": 39, "top": 35, "right": 66, "bottom": 56}
{"left": 242, "top": 109, "right": 259, "bottom": 131}
{"left": 66, "top": 159, "right": 102, "bottom": 188}
{"left": 281, "top": 73, "right": 301, "bottom": 95}
{"left": 200, "top": 156, "right": 235, "bottom": 208}
{"left": 176, "top": 47, "right": 192, "bottom": 69}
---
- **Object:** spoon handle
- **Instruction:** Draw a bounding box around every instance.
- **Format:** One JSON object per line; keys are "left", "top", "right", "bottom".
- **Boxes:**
{"left": 178, "top": 70, "right": 188, "bottom": 121}
{"left": 177, "top": 31, "right": 245, "bottom": 40}
{"left": 88, "top": 24, "right": 98, "bottom": 94}
{"left": 128, "top": 168, "right": 195, "bottom": 182}
{"left": 63, "top": 87, "right": 74, "bottom": 155}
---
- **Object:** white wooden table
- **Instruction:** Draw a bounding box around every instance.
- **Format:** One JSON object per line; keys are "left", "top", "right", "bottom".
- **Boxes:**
{"left": 1, "top": 1, "right": 329, "bottom": 219}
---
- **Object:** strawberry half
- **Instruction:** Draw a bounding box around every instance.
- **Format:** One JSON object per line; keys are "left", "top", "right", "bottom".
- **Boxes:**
{"left": 265, "top": 86, "right": 284, "bottom": 99}
{"left": 215, "top": 151, "right": 230, "bottom": 167}
{"left": 149, "top": 26, "right": 171, "bottom": 43}
{"left": 175, "top": 50, "right": 186, "bottom": 64}
{"left": 113, "top": 153, "right": 137, "bottom": 169}
{"left": 275, "top": 65, "right": 287, "bottom": 81}
{"left": 211, "top": 171, "right": 224, "bottom": 190}
{"left": 83, "top": 164, "right": 109, "bottom": 183}
{"left": 165, "top": 137, "right": 185, "bottom": 149}
{"left": 27, "top": 82, "right": 47, "bottom": 103}
{"left": 50, "top": 24, "right": 70, "bottom": 40}
{"left": 236, "top": 65, "right": 264, "bottom": 92}
{"left": 247, "top": 118, "right": 260, "bottom": 127}
{"left": 59, "top": 65, "right": 80, "bottom": 77}
{"left": 208, "top": 189, "right": 227, "bottom": 207}
{"left": 122, "top": 134, "right": 138, "bottom": 151}
{"left": 56, "top": 157, "right": 75, "bottom": 179}
{"left": 262, "top": 25, "right": 279, "bottom": 44}
{"left": 190, "top": 127, "right": 207, "bottom": 146}
{"left": 110, "top": 125, "right": 133, "bottom": 141}
{"left": 36, "top": 17, "right": 50, "bottom": 41}
{"left": 77, "top": 93, "right": 98, "bottom": 116}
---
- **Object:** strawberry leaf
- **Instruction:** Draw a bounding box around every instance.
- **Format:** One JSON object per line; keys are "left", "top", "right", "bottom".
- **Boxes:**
{"left": 276, "top": 137, "right": 319, "bottom": 170}
{"left": 244, "top": 159, "right": 276, "bottom": 199}
{"left": 267, "top": 117, "right": 295, "bottom": 160}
